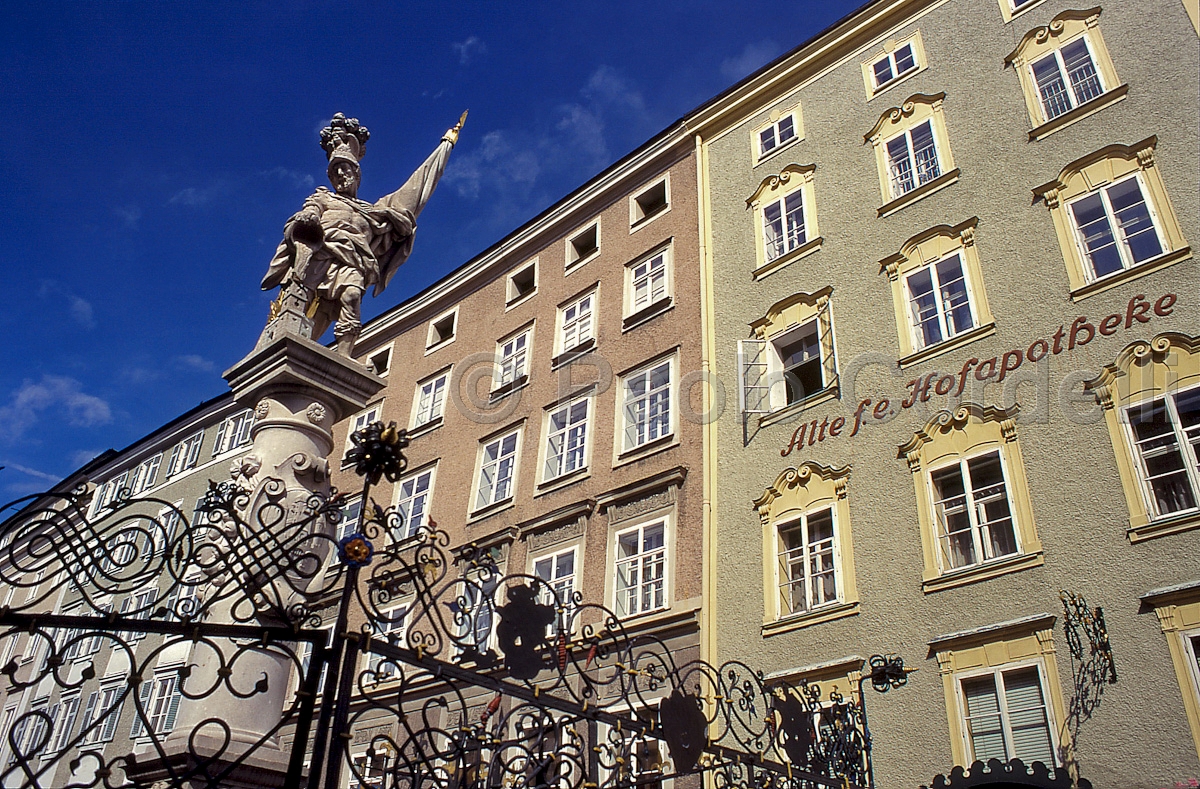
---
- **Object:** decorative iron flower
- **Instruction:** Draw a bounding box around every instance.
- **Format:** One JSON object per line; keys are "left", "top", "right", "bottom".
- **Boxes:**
{"left": 345, "top": 421, "right": 409, "bottom": 485}
{"left": 338, "top": 534, "right": 375, "bottom": 567}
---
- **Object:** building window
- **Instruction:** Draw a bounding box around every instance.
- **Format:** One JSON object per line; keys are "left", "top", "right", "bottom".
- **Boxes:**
{"left": 740, "top": 288, "right": 838, "bottom": 417}
{"left": 542, "top": 397, "right": 590, "bottom": 482}
{"left": 614, "top": 519, "right": 666, "bottom": 618}
{"left": 931, "top": 452, "right": 1019, "bottom": 571}
{"left": 756, "top": 464, "right": 858, "bottom": 632}
{"left": 566, "top": 222, "right": 600, "bottom": 269}
{"left": 1087, "top": 337, "right": 1200, "bottom": 542}
{"left": 366, "top": 606, "right": 407, "bottom": 681}
{"left": 621, "top": 357, "right": 674, "bottom": 453}
{"left": 1034, "top": 137, "right": 1190, "bottom": 299}
{"left": 630, "top": 176, "right": 670, "bottom": 228}
{"left": 746, "top": 164, "right": 821, "bottom": 278}
{"left": 872, "top": 42, "right": 915, "bottom": 89}
{"left": 880, "top": 219, "right": 995, "bottom": 366}
{"left": 997, "top": 0, "right": 1046, "bottom": 23}
{"left": 866, "top": 93, "right": 958, "bottom": 215}
{"left": 507, "top": 260, "right": 538, "bottom": 305}
{"left": 625, "top": 245, "right": 672, "bottom": 325}
{"left": 557, "top": 290, "right": 596, "bottom": 356}
{"left": 1144, "top": 584, "right": 1200, "bottom": 756}
{"left": 755, "top": 107, "right": 802, "bottom": 161}
{"left": 533, "top": 546, "right": 577, "bottom": 634}
{"left": 475, "top": 428, "right": 521, "bottom": 511}
{"left": 412, "top": 370, "right": 449, "bottom": 429}
{"left": 131, "top": 670, "right": 181, "bottom": 738}
{"left": 426, "top": 308, "right": 458, "bottom": 351}
{"left": 336, "top": 498, "right": 362, "bottom": 541}
{"left": 344, "top": 403, "right": 383, "bottom": 461}
{"left": 862, "top": 32, "right": 927, "bottom": 98}
{"left": 1005, "top": 10, "right": 1125, "bottom": 137}
{"left": 366, "top": 344, "right": 392, "bottom": 376}
{"left": 495, "top": 328, "right": 531, "bottom": 394}
{"left": 777, "top": 508, "right": 837, "bottom": 616}
{"left": 395, "top": 466, "right": 436, "bottom": 538}
{"left": 165, "top": 430, "right": 204, "bottom": 478}
{"left": 460, "top": 568, "right": 500, "bottom": 656}
{"left": 50, "top": 694, "right": 80, "bottom": 753}
{"left": 959, "top": 666, "right": 1057, "bottom": 765}
{"left": 901, "top": 404, "right": 1043, "bottom": 592}
{"left": 213, "top": 409, "right": 255, "bottom": 456}
{"left": 79, "top": 681, "right": 125, "bottom": 745}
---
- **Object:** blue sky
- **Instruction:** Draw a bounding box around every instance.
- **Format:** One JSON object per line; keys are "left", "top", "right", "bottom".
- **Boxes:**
{"left": 0, "top": 1, "right": 861, "bottom": 498}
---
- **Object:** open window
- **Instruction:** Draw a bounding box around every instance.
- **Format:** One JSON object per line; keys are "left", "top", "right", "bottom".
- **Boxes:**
{"left": 426, "top": 308, "right": 458, "bottom": 352}
{"left": 507, "top": 260, "right": 538, "bottom": 306}
{"left": 739, "top": 288, "right": 838, "bottom": 420}
{"left": 566, "top": 222, "right": 600, "bottom": 269}
{"left": 630, "top": 176, "right": 670, "bottom": 229}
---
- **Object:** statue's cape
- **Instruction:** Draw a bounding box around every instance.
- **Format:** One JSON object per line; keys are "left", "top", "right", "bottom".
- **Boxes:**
{"left": 372, "top": 136, "right": 455, "bottom": 297}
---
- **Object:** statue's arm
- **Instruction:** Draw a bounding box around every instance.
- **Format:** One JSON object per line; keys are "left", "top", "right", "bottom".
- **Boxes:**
{"left": 287, "top": 193, "right": 326, "bottom": 245}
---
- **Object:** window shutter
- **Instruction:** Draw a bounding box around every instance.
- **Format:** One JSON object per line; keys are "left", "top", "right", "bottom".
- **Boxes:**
{"left": 129, "top": 681, "right": 152, "bottom": 738}
{"left": 100, "top": 690, "right": 123, "bottom": 741}
{"left": 962, "top": 676, "right": 1007, "bottom": 761}
{"left": 819, "top": 299, "right": 837, "bottom": 386}
{"left": 738, "top": 340, "right": 769, "bottom": 415}
{"left": 162, "top": 677, "right": 181, "bottom": 733}
{"left": 186, "top": 432, "right": 203, "bottom": 467}
{"left": 1002, "top": 669, "right": 1055, "bottom": 765}
{"left": 213, "top": 419, "right": 230, "bottom": 457}
{"left": 79, "top": 691, "right": 99, "bottom": 737}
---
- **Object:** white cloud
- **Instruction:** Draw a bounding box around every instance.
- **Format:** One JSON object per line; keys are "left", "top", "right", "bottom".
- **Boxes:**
{"left": 263, "top": 167, "right": 315, "bottom": 191}
{"left": 168, "top": 186, "right": 220, "bottom": 207}
{"left": 113, "top": 204, "right": 142, "bottom": 229}
{"left": 174, "top": 354, "right": 217, "bottom": 373}
{"left": 3, "top": 462, "right": 60, "bottom": 483}
{"left": 37, "top": 281, "right": 96, "bottom": 329}
{"left": 720, "top": 40, "right": 782, "bottom": 81}
{"left": 0, "top": 376, "right": 112, "bottom": 442}
{"left": 68, "top": 449, "right": 104, "bottom": 468}
{"left": 452, "top": 35, "right": 487, "bottom": 66}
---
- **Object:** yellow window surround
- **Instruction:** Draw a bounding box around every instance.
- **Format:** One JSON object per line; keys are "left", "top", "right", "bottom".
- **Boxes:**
{"left": 880, "top": 218, "right": 996, "bottom": 368}
{"left": 746, "top": 163, "right": 822, "bottom": 280}
{"left": 860, "top": 30, "right": 928, "bottom": 101}
{"left": 746, "top": 287, "right": 840, "bottom": 422}
{"left": 1004, "top": 8, "right": 1127, "bottom": 139}
{"left": 865, "top": 92, "right": 959, "bottom": 216}
{"left": 754, "top": 462, "right": 859, "bottom": 634}
{"left": 1084, "top": 332, "right": 1200, "bottom": 542}
{"left": 929, "top": 612, "right": 1070, "bottom": 768}
{"left": 898, "top": 403, "right": 1044, "bottom": 593}
{"left": 1141, "top": 580, "right": 1200, "bottom": 757}
{"left": 1033, "top": 136, "right": 1192, "bottom": 301}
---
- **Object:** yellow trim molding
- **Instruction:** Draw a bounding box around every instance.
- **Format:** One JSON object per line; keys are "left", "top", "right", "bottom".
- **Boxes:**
{"left": 899, "top": 403, "right": 1044, "bottom": 592}
{"left": 865, "top": 92, "right": 957, "bottom": 213}
{"left": 1033, "top": 137, "right": 1192, "bottom": 300}
{"left": 1142, "top": 581, "right": 1200, "bottom": 757}
{"left": 754, "top": 463, "right": 860, "bottom": 631}
{"left": 746, "top": 163, "right": 823, "bottom": 279}
{"left": 748, "top": 287, "right": 840, "bottom": 411}
{"left": 861, "top": 29, "right": 929, "bottom": 101}
{"left": 1085, "top": 333, "right": 1200, "bottom": 542}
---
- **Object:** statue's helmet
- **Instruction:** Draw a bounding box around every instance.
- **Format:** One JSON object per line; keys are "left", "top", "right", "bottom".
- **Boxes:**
{"left": 320, "top": 113, "right": 369, "bottom": 180}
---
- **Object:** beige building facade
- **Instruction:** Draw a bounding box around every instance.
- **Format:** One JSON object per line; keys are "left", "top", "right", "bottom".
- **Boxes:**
{"left": 688, "top": 0, "right": 1199, "bottom": 785}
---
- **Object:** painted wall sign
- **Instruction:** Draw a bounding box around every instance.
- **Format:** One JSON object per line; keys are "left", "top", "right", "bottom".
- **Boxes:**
{"left": 781, "top": 292, "right": 1178, "bottom": 456}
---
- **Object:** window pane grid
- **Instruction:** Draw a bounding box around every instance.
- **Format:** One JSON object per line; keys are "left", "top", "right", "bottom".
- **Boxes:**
{"left": 906, "top": 254, "right": 973, "bottom": 350}
{"left": 416, "top": 375, "right": 447, "bottom": 425}
{"left": 396, "top": 470, "right": 433, "bottom": 537}
{"left": 1128, "top": 390, "right": 1200, "bottom": 516}
{"left": 545, "top": 399, "right": 589, "bottom": 480}
{"left": 1070, "top": 176, "right": 1163, "bottom": 280}
{"left": 887, "top": 121, "right": 940, "bottom": 197}
{"left": 932, "top": 452, "right": 1018, "bottom": 571}
{"left": 477, "top": 432, "right": 519, "bottom": 509}
{"left": 624, "top": 362, "right": 672, "bottom": 450}
{"left": 499, "top": 333, "right": 529, "bottom": 386}
{"left": 777, "top": 509, "right": 837, "bottom": 616}
{"left": 632, "top": 253, "right": 668, "bottom": 311}
{"left": 615, "top": 523, "right": 666, "bottom": 617}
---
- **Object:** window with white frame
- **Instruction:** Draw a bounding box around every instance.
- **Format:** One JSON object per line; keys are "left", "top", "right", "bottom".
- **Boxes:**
{"left": 95, "top": 469, "right": 130, "bottom": 513}
{"left": 622, "top": 359, "right": 673, "bottom": 452}
{"left": 336, "top": 498, "right": 362, "bottom": 541}
{"left": 413, "top": 371, "right": 449, "bottom": 428}
{"left": 8, "top": 700, "right": 49, "bottom": 766}
{"left": 213, "top": 409, "right": 255, "bottom": 456}
{"left": 395, "top": 466, "right": 435, "bottom": 538}
{"left": 776, "top": 508, "right": 838, "bottom": 617}
{"left": 905, "top": 252, "right": 976, "bottom": 351}
{"left": 460, "top": 569, "right": 500, "bottom": 655}
{"left": 543, "top": 397, "right": 590, "bottom": 482}
{"left": 762, "top": 189, "right": 807, "bottom": 263}
{"left": 566, "top": 222, "right": 600, "bottom": 268}
{"left": 50, "top": 694, "right": 80, "bottom": 753}
{"left": 1123, "top": 386, "right": 1200, "bottom": 520}
{"left": 740, "top": 290, "right": 837, "bottom": 416}
{"left": 130, "top": 669, "right": 181, "bottom": 738}
{"left": 1068, "top": 174, "right": 1166, "bottom": 282}
{"left": 120, "top": 587, "right": 158, "bottom": 641}
{"left": 495, "top": 329, "right": 531, "bottom": 391}
{"left": 475, "top": 429, "right": 521, "bottom": 511}
{"left": 885, "top": 120, "right": 941, "bottom": 198}
{"left": 129, "top": 454, "right": 162, "bottom": 495}
{"left": 630, "top": 177, "right": 669, "bottom": 227}
{"left": 366, "top": 606, "right": 408, "bottom": 681}
{"left": 426, "top": 310, "right": 457, "bottom": 350}
{"left": 344, "top": 403, "right": 383, "bottom": 459}
{"left": 930, "top": 451, "right": 1019, "bottom": 572}
{"left": 871, "top": 42, "right": 917, "bottom": 89}
{"left": 757, "top": 111, "right": 799, "bottom": 159}
{"left": 614, "top": 520, "right": 667, "bottom": 618}
{"left": 558, "top": 291, "right": 595, "bottom": 354}
{"left": 166, "top": 431, "right": 204, "bottom": 478}
{"left": 1029, "top": 37, "right": 1104, "bottom": 122}
{"left": 626, "top": 246, "right": 671, "bottom": 319}
{"left": 79, "top": 681, "right": 125, "bottom": 745}
{"left": 533, "top": 547, "right": 578, "bottom": 628}
{"left": 958, "top": 664, "right": 1058, "bottom": 766}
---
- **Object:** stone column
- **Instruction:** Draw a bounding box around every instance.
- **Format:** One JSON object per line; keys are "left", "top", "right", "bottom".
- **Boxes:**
{"left": 130, "top": 333, "right": 383, "bottom": 788}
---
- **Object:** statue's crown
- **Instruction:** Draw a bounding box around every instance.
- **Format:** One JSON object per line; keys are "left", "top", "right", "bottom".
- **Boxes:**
{"left": 320, "top": 113, "right": 370, "bottom": 169}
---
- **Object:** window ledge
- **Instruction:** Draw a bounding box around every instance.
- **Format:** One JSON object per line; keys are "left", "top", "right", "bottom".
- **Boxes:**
{"left": 753, "top": 236, "right": 824, "bottom": 281}
{"left": 535, "top": 467, "right": 590, "bottom": 496}
{"left": 1070, "top": 247, "right": 1192, "bottom": 302}
{"left": 551, "top": 338, "right": 596, "bottom": 370}
{"left": 407, "top": 416, "right": 443, "bottom": 440}
{"left": 1129, "top": 511, "right": 1200, "bottom": 544}
{"left": 754, "top": 136, "right": 802, "bottom": 169}
{"left": 1029, "top": 85, "right": 1129, "bottom": 141}
{"left": 565, "top": 250, "right": 599, "bottom": 274}
{"left": 505, "top": 291, "right": 537, "bottom": 311}
{"left": 922, "top": 551, "right": 1044, "bottom": 594}
{"left": 877, "top": 168, "right": 960, "bottom": 218}
{"left": 762, "top": 600, "right": 860, "bottom": 637}
{"left": 468, "top": 498, "right": 515, "bottom": 524}
{"left": 898, "top": 322, "right": 997, "bottom": 369}
{"left": 630, "top": 206, "right": 670, "bottom": 234}
{"left": 424, "top": 337, "right": 456, "bottom": 356}
{"left": 489, "top": 375, "right": 529, "bottom": 403}
{"left": 758, "top": 386, "right": 840, "bottom": 429}
{"left": 1004, "top": 0, "right": 1049, "bottom": 23}
{"left": 868, "top": 65, "right": 927, "bottom": 102}
{"left": 622, "top": 298, "right": 674, "bottom": 332}
{"left": 616, "top": 432, "right": 678, "bottom": 466}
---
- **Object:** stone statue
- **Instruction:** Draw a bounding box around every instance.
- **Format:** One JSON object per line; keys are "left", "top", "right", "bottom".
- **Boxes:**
{"left": 260, "top": 111, "right": 465, "bottom": 356}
